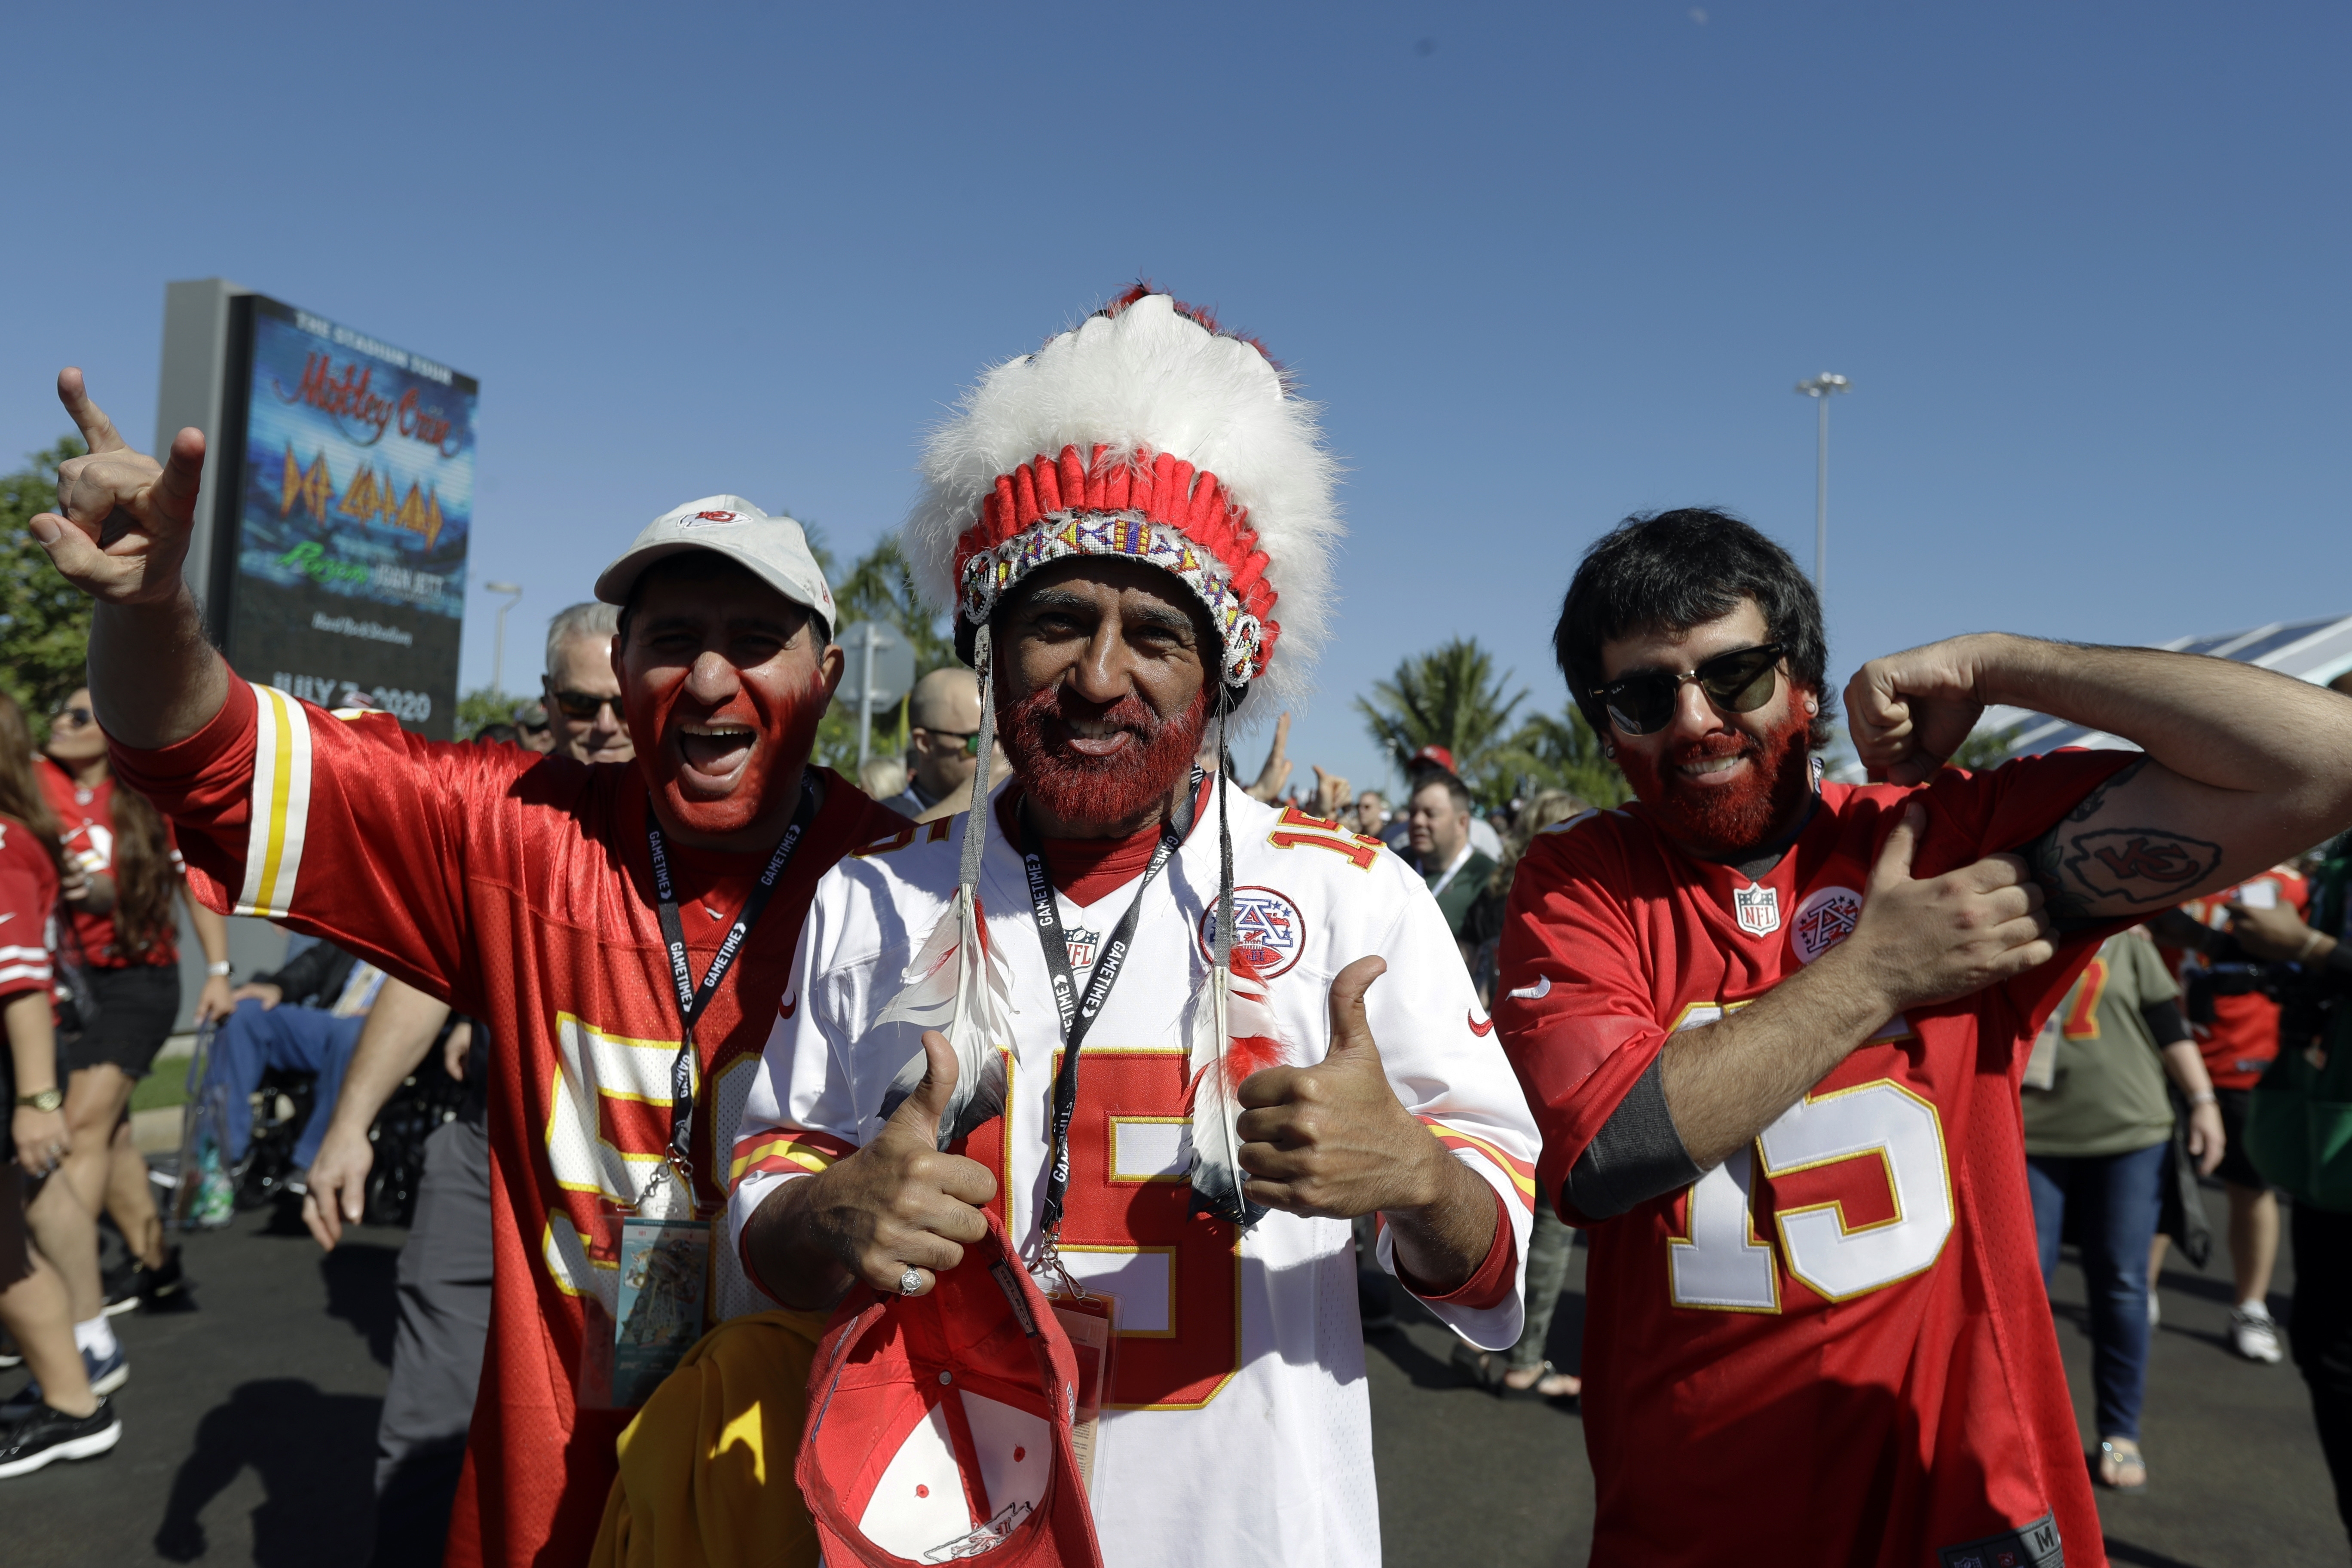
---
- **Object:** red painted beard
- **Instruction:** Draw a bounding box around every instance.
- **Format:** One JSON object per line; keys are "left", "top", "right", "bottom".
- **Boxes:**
{"left": 1614, "top": 700, "right": 1816, "bottom": 861}
{"left": 625, "top": 669, "right": 828, "bottom": 840}
{"left": 1000, "top": 681, "right": 1211, "bottom": 830}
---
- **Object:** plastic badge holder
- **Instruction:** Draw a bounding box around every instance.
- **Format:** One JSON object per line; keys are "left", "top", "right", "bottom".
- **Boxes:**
{"left": 1047, "top": 1289, "right": 1117, "bottom": 1494}
{"left": 2022, "top": 1014, "right": 2062, "bottom": 1092}
{"left": 577, "top": 1174, "right": 713, "bottom": 1411}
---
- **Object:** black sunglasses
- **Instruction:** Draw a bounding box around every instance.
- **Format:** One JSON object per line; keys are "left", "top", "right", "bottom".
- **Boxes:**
{"left": 548, "top": 689, "right": 618, "bottom": 721}
{"left": 50, "top": 706, "right": 95, "bottom": 729}
{"left": 1595, "top": 643, "right": 1785, "bottom": 737}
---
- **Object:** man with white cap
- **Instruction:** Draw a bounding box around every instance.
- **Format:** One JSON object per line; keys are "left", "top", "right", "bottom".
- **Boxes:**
{"left": 731, "top": 289, "right": 1540, "bottom": 1566}
{"left": 23, "top": 366, "right": 907, "bottom": 1568}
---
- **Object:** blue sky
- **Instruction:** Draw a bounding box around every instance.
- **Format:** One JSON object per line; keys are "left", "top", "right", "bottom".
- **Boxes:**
{"left": 3, "top": 1, "right": 2342, "bottom": 793}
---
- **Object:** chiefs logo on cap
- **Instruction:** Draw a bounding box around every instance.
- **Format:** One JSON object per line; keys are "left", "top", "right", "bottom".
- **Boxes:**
{"left": 689, "top": 510, "right": 740, "bottom": 524}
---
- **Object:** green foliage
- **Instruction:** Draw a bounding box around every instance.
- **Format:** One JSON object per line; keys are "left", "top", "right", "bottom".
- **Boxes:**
{"left": 1949, "top": 720, "right": 2021, "bottom": 772}
{"left": 804, "top": 529, "right": 956, "bottom": 778}
{"left": 1356, "top": 638, "right": 1528, "bottom": 802}
{"left": 455, "top": 688, "right": 529, "bottom": 740}
{"left": 1485, "top": 707, "right": 1632, "bottom": 809}
{"left": 0, "top": 437, "right": 92, "bottom": 722}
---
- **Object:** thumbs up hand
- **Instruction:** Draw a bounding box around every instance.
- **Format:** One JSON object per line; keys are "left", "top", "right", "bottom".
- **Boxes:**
{"left": 790, "top": 1029, "right": 998, "bottom": 1298}
{"left": 1234, "top": 957, "right": 1442, "bottom": 1219}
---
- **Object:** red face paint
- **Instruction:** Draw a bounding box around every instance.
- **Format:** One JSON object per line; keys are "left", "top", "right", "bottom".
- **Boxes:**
{"left": 626, "top": 662, "right": 827, "bottom": 840}
{"left": 1000, "top": 680, "right": 1210, "bottom": 830}
{"left": 1615, "top": 697, "right": 1815, "bottom": 860}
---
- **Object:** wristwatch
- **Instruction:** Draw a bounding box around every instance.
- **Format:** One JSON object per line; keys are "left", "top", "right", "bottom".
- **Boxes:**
{"left": 206, "top": 960, "right": 233, "bottom": 978}
{"left": 15, "top": 1087, "right": 63, "bottom": 1114}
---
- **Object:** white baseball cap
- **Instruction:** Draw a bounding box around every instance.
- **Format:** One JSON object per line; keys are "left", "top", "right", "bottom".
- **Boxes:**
{"left": 593, "top": 494, "right": 836, "bottom": 639}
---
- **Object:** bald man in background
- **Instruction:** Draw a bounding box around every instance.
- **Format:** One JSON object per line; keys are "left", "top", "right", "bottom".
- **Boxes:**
{"left": 880, "top": 668, "right": 985, "bottom": 819}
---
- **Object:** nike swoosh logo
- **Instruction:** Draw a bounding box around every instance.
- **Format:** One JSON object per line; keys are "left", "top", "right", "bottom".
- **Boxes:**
{"left": 1468, "top": 1010, "right": 1494, "bottom": 1037}
{"left": 1507, "top": 975, "right": 1552, "bottom": 1001}
{"left": 0, "top": 913, "right": 13, "bottom": 925}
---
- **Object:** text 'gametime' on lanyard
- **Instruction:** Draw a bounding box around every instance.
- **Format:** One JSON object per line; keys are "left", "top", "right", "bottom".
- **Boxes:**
{"left": 644, "top": 773, "right": 819, "bottom": 1194}
{"left": 1019, "top": 770, "right": 1204, "bottom": 1239}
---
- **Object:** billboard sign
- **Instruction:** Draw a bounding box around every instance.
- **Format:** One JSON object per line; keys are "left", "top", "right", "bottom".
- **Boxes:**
{"left": 209, "top": 294, "right": 475, "bottom": 738}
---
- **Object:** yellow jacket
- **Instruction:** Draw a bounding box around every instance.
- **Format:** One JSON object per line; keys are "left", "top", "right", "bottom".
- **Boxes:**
{"left": 590, "top": 1308, "right": 830, "bottom": 1568}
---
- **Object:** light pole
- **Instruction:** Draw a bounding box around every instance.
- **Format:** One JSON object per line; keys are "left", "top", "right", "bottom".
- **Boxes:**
{"left": 1794, "top": 373, "right": 1850, "bottom": 595}
{"left": 484, "top": 581, "right": 523, "bottom": 695}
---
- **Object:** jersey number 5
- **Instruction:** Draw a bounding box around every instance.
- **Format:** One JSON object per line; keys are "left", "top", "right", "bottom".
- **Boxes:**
{"left": 965, "top": 1050, "right": 1243, "bottom": 1410}
{"left": 1668, "top": 1079, "right": 1955, "bottom": 1311}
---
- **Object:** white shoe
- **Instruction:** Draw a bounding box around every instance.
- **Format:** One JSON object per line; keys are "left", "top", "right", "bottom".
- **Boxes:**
{"left": 2231, "top": 1308, "right": 2284, "bottom": 1364}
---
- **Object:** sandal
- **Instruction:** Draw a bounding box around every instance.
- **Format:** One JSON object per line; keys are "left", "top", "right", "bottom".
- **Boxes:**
{"left": 1499, "top": 1360, "right": 1583, "bottom": 1404}
{"left": 2098, "top": 1440, "right": 2147, "bottom": 1493}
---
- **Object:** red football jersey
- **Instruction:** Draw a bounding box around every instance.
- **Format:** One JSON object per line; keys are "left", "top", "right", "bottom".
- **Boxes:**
{"left": 38, "top": 756, "right": 178, "bottom": 968}
{"left": 2159, "top": 867, "right": 2309, "bottom": 1090}
{"left": 1497, "top": 753, "right": 2133, "bottom": 1568}
{"left": 0, "top": 812, "right": 59, "bottom": 1006}
{"left": 113, "top": 679, "right": 903, "bottom": 1568}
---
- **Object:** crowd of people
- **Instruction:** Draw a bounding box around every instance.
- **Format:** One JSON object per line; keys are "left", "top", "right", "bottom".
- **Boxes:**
{"left": 3, "top": 288, "right": 2352, "bottom": 1568}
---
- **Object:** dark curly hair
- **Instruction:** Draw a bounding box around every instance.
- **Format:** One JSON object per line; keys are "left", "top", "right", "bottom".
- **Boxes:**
{"left": 1553, "top": 508, "right": 1834, "bottom": 750}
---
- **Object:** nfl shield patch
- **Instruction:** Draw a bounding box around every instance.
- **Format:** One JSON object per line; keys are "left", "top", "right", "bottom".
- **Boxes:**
{"left": 1064, "top": 926, "right": 1100, "bottom": 971}
{"left": 1733, "top": 883, "right": 1780, "bottom": 937}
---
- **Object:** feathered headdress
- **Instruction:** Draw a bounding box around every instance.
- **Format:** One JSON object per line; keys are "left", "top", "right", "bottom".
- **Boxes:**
{"left": 894, "top": 288, "right": 1336, "bottom": 1222}
{"left": 903, "top": 286, "right": 1341, "bottom": 716}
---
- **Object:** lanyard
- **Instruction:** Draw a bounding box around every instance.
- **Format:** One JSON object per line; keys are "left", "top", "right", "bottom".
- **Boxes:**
{"left": 645, "top": 774, "right": 819, "bottom": 1185}
{"left": 1018, "top": 771, "right": 1203, "bottom": 1236}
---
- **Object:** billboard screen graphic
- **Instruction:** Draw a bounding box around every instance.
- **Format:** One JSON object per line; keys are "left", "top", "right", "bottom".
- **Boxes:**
{"left": 218, "top": 295, "right": 476, "bottom": 738}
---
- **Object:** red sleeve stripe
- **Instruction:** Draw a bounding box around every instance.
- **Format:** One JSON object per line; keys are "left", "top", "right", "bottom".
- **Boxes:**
{"left": 1421, "top": 1119, "right": 1538, "bottom": 1210}
{"left": 729, "top": 1128, "right": 859, "bottom": 1187}
{"left": 235, "top": 685, "right": 315, "bottom": 919}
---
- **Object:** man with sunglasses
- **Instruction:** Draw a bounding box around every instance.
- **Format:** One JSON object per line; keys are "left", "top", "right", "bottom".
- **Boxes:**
{"left": 541, "top": 602, "right": 634, "bottom": 765}
{"left": 1497, "top": 508, "right": 2352, "bottom": 1568}
{"left": 24, "top": 367, "right": 909, "bottom": 1568}
{"left": 880, "top": 666, "right": 986, "bottom": 820}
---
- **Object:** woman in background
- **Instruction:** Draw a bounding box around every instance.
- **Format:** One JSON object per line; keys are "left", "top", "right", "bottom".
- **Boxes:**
{"left": 28, "top": 689, "right": 230, "bottom": 1387}
{"left": 0, "top": 689, "right": 116, "bottom": 1476}
{"left": 1456, "top": 789, "right": 1591, "bottom": 1402}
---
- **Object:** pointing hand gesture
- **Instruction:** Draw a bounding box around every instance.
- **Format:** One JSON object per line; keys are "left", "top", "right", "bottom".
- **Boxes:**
{"left": 30, "top": 369, "right": 206, "bottom": 606}
{"left": 1843, "top": 803, "right": 2056, "bottom": 1010}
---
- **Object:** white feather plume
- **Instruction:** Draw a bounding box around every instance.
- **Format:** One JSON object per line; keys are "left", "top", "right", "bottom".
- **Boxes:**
{"left": 903, "top": 290, "right": 1342, "bottom": 720}
{"left": 875, "top": 885, "right": 1012, "bottom": 1148}
{"left": 1184, "top": 953, "right": 1284, "bottom": 1229}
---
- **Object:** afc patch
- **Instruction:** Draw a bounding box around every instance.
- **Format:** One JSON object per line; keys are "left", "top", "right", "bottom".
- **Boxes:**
{"left": 1938, "top": 1511, "right": 2063, "bottom": 1568}
{"left": 1064, "top": 926, "right": 1100, "bottom": 971}
{"left": 1196, "top": 885, "right": 1306, "bottom": 978}
{"left": 1733, "top": 883, "right": 1780, "bottom": 937}
{"left": 1790, "top": 885, "right": 1863, "bottom": 965}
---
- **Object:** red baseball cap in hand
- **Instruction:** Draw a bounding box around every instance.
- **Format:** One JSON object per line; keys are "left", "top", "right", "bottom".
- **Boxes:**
{"left": 798, "top": 1215, "right": 1103, "bottom": 1567}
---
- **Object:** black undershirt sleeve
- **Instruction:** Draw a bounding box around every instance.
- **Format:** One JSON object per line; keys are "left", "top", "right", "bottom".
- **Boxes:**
{"left": 2139, "top": 997, "right": 2190, "bottom": 1050}
{"left": 1563, "top": 1056, "right": 1703, "bottom": 1220}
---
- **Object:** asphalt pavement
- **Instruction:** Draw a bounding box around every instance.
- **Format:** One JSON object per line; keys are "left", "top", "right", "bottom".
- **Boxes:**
{"left": 4, "top": 1183, "right": 2343, "bottom": 1566}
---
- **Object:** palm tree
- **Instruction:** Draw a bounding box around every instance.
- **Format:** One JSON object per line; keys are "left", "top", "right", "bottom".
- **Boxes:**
{"left": 1356, "top": 639, "right": 1527, "bottom": 793}
{"left": 1489, "top": 707, "right": 1630, "bottom": 808}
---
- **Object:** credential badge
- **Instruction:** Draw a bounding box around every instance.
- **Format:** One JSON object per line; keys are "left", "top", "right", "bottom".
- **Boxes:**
{"left": 1733, "top": 883, "right": 1781, "bottom": 938}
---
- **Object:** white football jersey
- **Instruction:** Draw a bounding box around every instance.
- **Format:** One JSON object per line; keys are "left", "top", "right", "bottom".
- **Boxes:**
{"left": 729, "top": 778, "right": 1539, "bottom": 1568}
